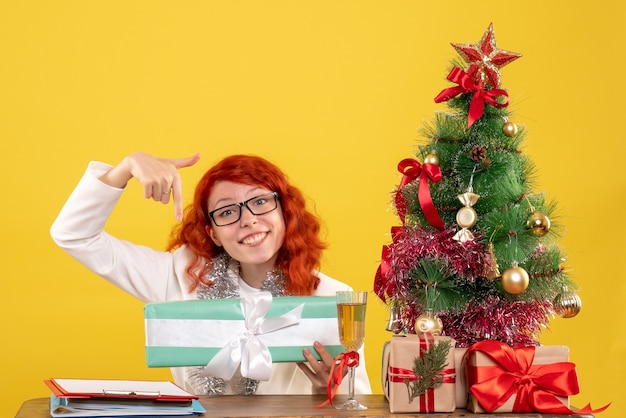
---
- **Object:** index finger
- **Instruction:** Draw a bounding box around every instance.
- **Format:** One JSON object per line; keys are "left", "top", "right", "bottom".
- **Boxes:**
{"left": 172, "top": 153, "right": 201, "bottom": 170}
{"left": 171, "top": 173, "right": 184, "bottom": 222}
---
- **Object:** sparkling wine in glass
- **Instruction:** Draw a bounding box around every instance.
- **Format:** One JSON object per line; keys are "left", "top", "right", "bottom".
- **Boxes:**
{"left": 335, "top": 291, "right": 367, "bottom": 410}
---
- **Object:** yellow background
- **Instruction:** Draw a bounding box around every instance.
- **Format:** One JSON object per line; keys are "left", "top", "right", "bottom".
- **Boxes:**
{"left": 1, "top": 1, "right": 623, "bottom": 417}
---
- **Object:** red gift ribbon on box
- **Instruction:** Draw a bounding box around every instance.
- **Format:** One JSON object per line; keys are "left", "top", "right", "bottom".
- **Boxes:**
{"left": 465, "top": 340, "right": 610, "bottom": 414}
{"left": 389, "top": 366, "right": 456, "bottom": 412}
{"left": 387, "top": 334, "right": 455, "bottom": 413}
{"left": 434, "top": 66, "right": 509, "bottom": 128}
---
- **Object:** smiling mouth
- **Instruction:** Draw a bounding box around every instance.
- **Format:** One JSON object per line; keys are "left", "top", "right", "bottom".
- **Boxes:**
{"left": 240, "top": 232, "right": 267, "bottom": 245}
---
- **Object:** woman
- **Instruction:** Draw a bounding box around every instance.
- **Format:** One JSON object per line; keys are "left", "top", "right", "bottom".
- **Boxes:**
{"left": 50, "top": 152, "right": 371, "bottom": 396}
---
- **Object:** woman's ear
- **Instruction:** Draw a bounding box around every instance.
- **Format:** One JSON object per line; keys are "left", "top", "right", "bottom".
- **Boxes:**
{"left": 206, "top": 225, "right": 222, "bottom": 246}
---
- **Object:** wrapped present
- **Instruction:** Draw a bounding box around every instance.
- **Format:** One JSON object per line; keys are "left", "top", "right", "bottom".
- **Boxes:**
{"left": 454, "top": 347, "right": 468, "bottom": 408}
{"left": 382, "top": 334, "right": 456, "bottom": 413}
{"left": 465, "top": 340, "right": 577, "bottom": 414}
{"left": 145, "top": 292, "right": 343, "bottom": 381}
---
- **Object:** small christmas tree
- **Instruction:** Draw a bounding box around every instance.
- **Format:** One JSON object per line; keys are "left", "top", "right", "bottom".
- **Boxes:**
{"left": 374, "top": 23, "right": 581, "bottom": 347}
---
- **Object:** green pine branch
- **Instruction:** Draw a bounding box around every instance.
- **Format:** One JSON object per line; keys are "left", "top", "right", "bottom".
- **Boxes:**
{"left": 409, "top": 258, "right": 470, "bottom": 311}
{"left": 404, "top": 339, "right": 452, "bottom": 403}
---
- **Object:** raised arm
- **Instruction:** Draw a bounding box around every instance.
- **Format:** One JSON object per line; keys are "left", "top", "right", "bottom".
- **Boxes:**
{"left": 50, "top": 152, "right": 201, "bottom": 302}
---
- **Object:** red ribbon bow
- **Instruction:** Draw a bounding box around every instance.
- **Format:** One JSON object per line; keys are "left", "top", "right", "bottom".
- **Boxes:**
{"left": 395, "top": 158, "right": 445, "bottom": 230}
{"left": 374, "top": 244, "right": 393, "bottom": 300}
{"left": 374, "top": 226, "right": 403, "bottom": 300}
{"left": 316, "top": 351, "right": 360, "bottom": 408}
{"left": 434, "top": 66, "right": 510, "bottom": 128}
{"left": 466, "top": 340, "right": 610, "bottom": 415}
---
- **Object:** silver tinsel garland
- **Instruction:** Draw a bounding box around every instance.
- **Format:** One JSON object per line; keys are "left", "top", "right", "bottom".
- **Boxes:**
{"left": 187, "top": 252, "right": 289, "bottom": 395}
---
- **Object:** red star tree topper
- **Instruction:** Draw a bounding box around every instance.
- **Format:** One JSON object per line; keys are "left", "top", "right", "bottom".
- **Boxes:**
{"left": 451, "top": 23, "right": 522, "bottom": 88}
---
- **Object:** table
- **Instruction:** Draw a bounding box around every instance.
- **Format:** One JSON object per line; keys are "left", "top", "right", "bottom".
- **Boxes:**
{"left": 14, "top": 394, "right": 594, "bottom": 417}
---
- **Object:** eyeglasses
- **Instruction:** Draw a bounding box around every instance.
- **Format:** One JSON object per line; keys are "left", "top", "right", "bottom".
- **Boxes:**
{"left": 208, "top": 192, "right": 279, "bottom": 227}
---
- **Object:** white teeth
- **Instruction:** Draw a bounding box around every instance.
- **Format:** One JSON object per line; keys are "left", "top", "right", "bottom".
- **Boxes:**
{"left": 241, "top": 232, "right": 266, "bottom": 245}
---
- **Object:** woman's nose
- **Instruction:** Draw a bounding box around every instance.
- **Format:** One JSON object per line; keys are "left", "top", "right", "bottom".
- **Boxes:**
{"left": 239, "top": 206, "right": 258, "bottom": 226}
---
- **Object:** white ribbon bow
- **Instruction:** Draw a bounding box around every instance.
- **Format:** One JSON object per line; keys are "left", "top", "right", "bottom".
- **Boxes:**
{"left": 201, "top": 292, "right": 304, "bottom": 381}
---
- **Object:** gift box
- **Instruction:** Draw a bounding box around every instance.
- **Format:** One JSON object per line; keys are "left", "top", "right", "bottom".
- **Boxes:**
{"left": 454, "top": 347, "right": 468, "bottom": 408}
{"left": 145, "top": 292, "right": 343, "bottom": 381}
{"left": 465, "top": 340, "right": 578, "bottom": 414}
{"left": 382, "top": 334, "right": 456, "bottom": 413}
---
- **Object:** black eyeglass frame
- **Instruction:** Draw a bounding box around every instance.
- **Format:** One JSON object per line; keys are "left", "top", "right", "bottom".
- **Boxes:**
{"left": 207, "top": 192, "right": 280, "bottom": 227}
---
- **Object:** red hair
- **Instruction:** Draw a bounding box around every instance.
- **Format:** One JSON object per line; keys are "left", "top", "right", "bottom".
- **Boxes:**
{"left": 167, "top": 155, "right": 326, "bottom": 295}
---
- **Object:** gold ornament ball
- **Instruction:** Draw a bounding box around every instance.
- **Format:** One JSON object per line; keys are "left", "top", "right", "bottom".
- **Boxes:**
{"left": 415, "top": 312, "right": 443, "bottom": 336}
{"left": 424, "top": 152, "right": 439, "bottom": 166}
{"left": 502, "top": 121, "right": 518, "bottom": 137}
{"left": 527, "top": 211, "right": 551, "bottom": 236}
{"left": 501, "top": 266, "right": 529, "bottom": 294}
{"left": 553, "top": 291, "right": 582, "bottom": 318}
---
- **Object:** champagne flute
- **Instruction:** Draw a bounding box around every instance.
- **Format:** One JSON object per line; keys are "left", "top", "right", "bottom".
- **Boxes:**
{"left": 335, "top": 291, "right": 367, "bottom": 410}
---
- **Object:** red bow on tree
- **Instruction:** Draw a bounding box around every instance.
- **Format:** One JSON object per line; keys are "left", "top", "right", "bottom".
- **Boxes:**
{"left": 373, "top": 226, "right": 403, "bottom": 301}
{"left": 378, "top": 159, "right": 444, "bottom": 302}
{"left": 434, "top": 66, "right": 509, "bottom": 128}
{"left": 395, "top": 158, "right": 444, "bottom": 230}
